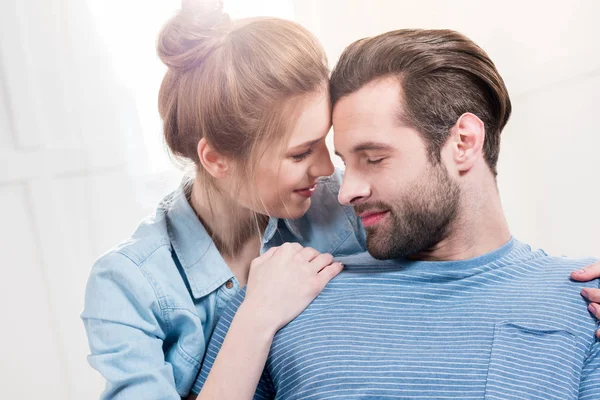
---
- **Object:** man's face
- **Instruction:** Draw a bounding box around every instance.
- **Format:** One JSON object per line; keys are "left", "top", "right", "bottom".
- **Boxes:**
{"left": 333, "top": 78, "right": 460, "bottom": 259}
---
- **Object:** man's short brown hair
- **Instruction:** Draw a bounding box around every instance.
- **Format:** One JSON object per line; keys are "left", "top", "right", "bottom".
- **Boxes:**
{"left": 330, "top": 29, "right": 512, "bottom": 176}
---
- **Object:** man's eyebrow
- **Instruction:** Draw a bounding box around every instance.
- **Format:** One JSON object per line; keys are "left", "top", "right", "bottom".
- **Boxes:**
{"left": 352, "top": 142, "right": 393, "bottom": 152}
{"left": 335, "top": 141, "right": 393, "bottom": 158}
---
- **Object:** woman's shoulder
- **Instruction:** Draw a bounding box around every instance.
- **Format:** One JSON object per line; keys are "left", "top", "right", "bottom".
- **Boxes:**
{"left": 87, "top": 201, "right": 172, "bottom": 281}
{"left": 84, "top": 211, "right": 174, "bottom": 313}
{"left": 83, "top": 193, "right": 181, "bottom": 313}
{"left": 84, "top": 186, "right": 232, "bottom": 313}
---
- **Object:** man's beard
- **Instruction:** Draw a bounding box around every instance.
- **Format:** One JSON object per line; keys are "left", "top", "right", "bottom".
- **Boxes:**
{"left": 355, "top": 163, "right": 461, "bottom": 260}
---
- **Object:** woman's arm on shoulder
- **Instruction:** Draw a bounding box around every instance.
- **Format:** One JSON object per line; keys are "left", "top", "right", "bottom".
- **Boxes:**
{"left": 193, "top": 244, "right": 343, "bottom": 400}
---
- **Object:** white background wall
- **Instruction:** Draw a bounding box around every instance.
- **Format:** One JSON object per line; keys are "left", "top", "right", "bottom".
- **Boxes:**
{"left": 0, "top": 0, "right": 597, "bottom": 398}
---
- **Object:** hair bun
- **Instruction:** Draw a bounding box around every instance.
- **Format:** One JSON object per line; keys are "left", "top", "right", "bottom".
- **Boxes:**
{"left": 157, "top": 0, "right": 231, "bottom": 71}
{"left": 181, "top": 0, "right": 222, "bottom": 15}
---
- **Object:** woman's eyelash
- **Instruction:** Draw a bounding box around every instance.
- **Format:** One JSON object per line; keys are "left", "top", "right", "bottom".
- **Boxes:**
{"left": 292, "top": 148, "right": 314, "bottom": 162}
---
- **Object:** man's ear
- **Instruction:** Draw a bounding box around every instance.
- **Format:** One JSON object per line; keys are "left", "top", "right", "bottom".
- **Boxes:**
{"left": 451, "top": 112, "right": 485, "bottom": 173}
{"left": 197, "top": 137, "right": 230, "bottom": 179}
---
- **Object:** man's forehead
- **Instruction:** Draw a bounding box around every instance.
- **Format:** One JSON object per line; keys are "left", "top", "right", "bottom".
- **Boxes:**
{"left": 333, "top": 87, "right": 405, "bottom": 129}
{"left": 332, "top": 110, "right": 381, "bottom": 129}
{"left": 332, "top": 107, "right": 406, "bottom": 145}
{"left": 334, "top": 77, "right": 402, "bottom": 108}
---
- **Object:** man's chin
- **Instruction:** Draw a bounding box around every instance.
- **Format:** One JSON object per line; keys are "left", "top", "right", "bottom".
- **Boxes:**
{"left": 366, "top": 244, "right": 398, "bottom": 260}
{"left": 365, "top": 224, "right": 422, "bottom": 260}
{"left": 365, "top": 228, "right": 396, "bottom": 260}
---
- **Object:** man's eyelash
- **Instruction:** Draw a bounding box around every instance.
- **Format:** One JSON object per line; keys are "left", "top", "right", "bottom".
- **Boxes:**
{"left": 367, "top": 158, "right": 385, "bottom": 165}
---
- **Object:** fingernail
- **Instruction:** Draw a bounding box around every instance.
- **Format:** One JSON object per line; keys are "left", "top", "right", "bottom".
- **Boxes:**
{"left": 588, "top": 303, "right": 597, "bottom": 314}
{"left": 582, "top": 289, "right": 590, "bottom": 299}
{"left": 573, "top": 269, "right": 586, "bottom": 276}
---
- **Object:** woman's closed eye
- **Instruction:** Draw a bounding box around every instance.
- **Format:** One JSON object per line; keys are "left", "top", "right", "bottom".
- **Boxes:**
{"left": 291, "top": 148, "right": 314, "bottom": 162}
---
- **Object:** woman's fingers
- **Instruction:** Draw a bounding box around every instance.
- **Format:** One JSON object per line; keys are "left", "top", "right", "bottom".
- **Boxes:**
{"left": 309, "top": 253, "right": 334, "bottom": 272}
{"left": 250, "top": 246, "right": 278, "bottom": 268}
{"left": 581, "top": 288, "right": 600, "bottom": 303}
{"left": 316, "top": 262, "right": 344, "bottom": 287}
{"left": 252, "top": 243, "right": 302, "bottom": 268}
{"left": 297, "top": 247, "right": 321, "bottom": 262}
{"left": 580, "top": 288, "right": 600, "bottom": 338}
{"left": 571, "top": 261, "right": 600, "bottom": 281}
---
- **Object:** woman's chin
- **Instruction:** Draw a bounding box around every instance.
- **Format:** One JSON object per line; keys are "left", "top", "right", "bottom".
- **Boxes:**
{"left": 285, "top": 198, "right": 312, "bottom": 220}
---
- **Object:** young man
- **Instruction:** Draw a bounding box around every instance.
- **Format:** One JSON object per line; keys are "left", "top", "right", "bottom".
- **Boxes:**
{"left": 194, "top": 29, "right": 600, "bottom": 399}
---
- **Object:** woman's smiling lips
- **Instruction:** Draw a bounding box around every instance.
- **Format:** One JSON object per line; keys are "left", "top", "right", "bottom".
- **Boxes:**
{"left": 358, "top": 210, "right": 389, "bottom": 227}
{"left": 294, "top": 183, "right": 318, "bottom": 198}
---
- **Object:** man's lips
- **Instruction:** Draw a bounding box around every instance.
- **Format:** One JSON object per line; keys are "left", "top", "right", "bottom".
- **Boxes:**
{"left": 294, "top": 183, "right": 318, "bottom": 198}
{"left": 357, "top": 210, "right": 389, "bottom": 227}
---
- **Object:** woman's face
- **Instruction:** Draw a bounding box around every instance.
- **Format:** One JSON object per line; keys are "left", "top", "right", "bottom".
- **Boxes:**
{"left": 242, "top": 90, "right": 335, "bottom": 219}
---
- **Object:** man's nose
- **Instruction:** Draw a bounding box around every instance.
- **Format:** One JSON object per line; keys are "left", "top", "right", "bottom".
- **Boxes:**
{"left": 338, "top": 169, "right": 371, "bottom": 205}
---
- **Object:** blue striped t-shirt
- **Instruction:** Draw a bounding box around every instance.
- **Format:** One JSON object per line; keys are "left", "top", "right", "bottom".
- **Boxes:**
{"left": 194, "top": 239, "right": 600, "bottom": 399}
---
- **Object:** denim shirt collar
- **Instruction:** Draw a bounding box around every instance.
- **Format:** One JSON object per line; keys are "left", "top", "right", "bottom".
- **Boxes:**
{"left": 263, "top": 216, "right": 304, "bottom": 246}
{"left": 165, "top": 186, "right": 305, "bottom": 298}
{"left": 165, "top": 188, "right": 234, "bottom": 299}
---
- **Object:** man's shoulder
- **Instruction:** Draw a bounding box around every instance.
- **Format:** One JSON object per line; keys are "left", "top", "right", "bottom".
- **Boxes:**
{"left": 334, "top": 251, "right": 395, "bottom": 267}
{"left": 509, "top": 244, "right": 597, "bottom": 275}
{"left": 537, "top": 254, "right": 599, "bottom": 270}
{"left": 535, "top": 255, "right": 600, "bottom": 286}
{"left": 501, "top": 245, "right": 600, "bottom": 294}
{"left": 502, "top": 240, "right": 595, "bottom": 272}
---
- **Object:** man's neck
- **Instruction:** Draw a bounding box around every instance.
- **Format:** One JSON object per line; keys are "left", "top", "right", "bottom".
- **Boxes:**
{"left": 411, "top": 183, "right": 511, "bottom": 262}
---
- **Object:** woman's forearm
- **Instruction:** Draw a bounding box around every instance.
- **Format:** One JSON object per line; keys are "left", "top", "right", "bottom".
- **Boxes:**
{"left": 197, "top": 302, "right": 276, "bottom": 400}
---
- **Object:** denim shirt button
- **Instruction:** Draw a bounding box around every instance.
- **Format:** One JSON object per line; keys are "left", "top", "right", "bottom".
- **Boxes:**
{"left": 225, "top": 279, "right": 233, "bottom": 289}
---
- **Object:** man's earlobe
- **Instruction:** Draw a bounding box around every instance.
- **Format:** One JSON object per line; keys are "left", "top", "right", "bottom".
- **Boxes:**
{"left": 454, "top": 113, "right": 485, "bottom": 172}
{"left": 197, "top": 137, "right": 230, "bottom": 179}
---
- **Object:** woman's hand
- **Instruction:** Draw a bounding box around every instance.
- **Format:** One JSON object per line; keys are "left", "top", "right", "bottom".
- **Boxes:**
{"left": 571, "top": 261, "right": 600, "bottom": 337}
{"left": 195, "top": 243, "right": 342, "bottom": 400}
{"left": 241, "top": 242, "right": 343, "bottom": 332}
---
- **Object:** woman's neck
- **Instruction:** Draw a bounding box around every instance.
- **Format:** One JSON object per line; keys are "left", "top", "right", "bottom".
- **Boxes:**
{"left": 188, "top": 176, "right": 268, "bottom": 285}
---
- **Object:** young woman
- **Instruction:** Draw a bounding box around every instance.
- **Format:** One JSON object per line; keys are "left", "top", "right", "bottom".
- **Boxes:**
{"left": 82, "top": 2, "right": 364, "bottom": 399}
{"left": 82, "top": 1, "right": 600, "bottom": 399}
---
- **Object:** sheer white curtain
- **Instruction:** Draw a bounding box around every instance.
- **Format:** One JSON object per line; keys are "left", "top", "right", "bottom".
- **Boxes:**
{"left": 0, "top": 0, "right": 292, "bottom": 399}
{"left": 0, "top": 0, "right": 148, "bottom": 398}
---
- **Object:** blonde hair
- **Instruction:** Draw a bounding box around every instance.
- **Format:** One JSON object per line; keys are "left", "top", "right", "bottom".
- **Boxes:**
{"left": 156, "top": 0, "right": 329, "bottom": 252}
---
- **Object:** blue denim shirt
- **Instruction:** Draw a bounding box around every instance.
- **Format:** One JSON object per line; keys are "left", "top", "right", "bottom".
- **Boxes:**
{"left": 81, "top": 169, "right": 365, "bottom": 399}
